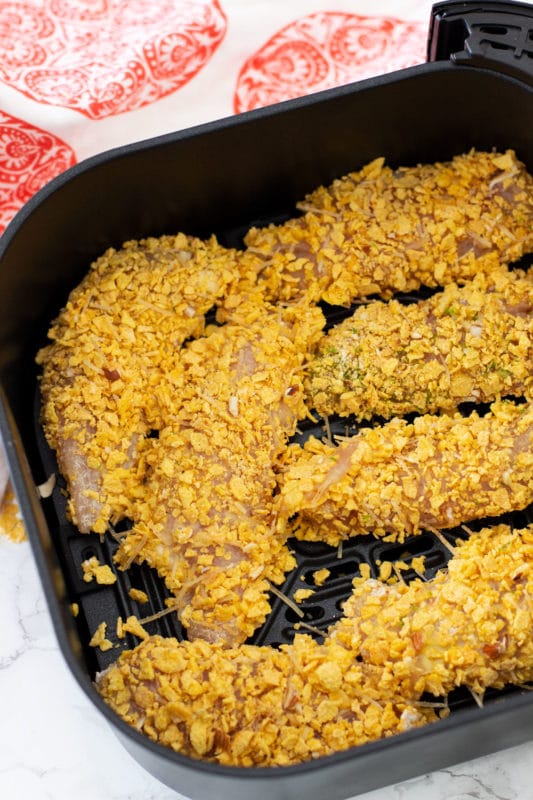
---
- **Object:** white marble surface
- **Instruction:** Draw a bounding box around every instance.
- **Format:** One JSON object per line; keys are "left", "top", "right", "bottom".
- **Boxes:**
{"left": 0, "top": 535, "right": 532, "bottom": 800}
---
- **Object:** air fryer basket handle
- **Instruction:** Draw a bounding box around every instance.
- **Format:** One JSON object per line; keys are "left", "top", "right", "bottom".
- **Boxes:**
{"left": 428, "top": 1, "right": 533, "bottom": 86}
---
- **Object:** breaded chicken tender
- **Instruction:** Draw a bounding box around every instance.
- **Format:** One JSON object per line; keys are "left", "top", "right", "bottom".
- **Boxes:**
{"left": 36, "top": 233, "right": 252, "bottom": 534}
{"left": 335, "top": 523, "right": 533, "bottom": 699}
{"left": 97, "top": 523, "right": 533, "bottom": 767}
{"left": 246, "top": 150, "right": 533, "bottom": 305}
{"left": 306, "top": 267, "right": 532, "bottom": 420}
{"left": 114, "top": 302, "right": 325, "bottom": 645}
{"left": 96, "top": 629, "right": 432, "bottom": 767}
{"left": 277, "top": 401, "right": 533, "bottom": 546}
{"left": 38, "top": 148, "right": 533, "bottom": 765}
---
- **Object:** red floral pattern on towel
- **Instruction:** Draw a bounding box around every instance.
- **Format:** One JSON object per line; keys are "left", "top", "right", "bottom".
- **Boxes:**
{"left": 0, "top": 0, "right": 227, "bottom": 119}
{"left": 0, "top": 110, "right": 76, "bottom": 234}
{"left": 234, "top": 12, "right": 426, "bottom": 112}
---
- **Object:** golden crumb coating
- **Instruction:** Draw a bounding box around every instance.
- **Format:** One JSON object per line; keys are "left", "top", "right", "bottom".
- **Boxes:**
{"left": 335, "top": 524, "right": 533, "bottom": 698}
{"left": 306, "top": 267, "right": 532, "bottom": 420}
{"left": 81, "top": 556, "right": 117, "bottom": 585}
{"left": 97, "top": 523, "right": 533, "bottom": 767}
{"left": 114, "top": 302, "right": 325, "bottom": 645}
{"left": 277, "top": 401, "right": 533, "bottom": 546}
{"left": 37, "top": 149, "right": 533, "bottom": 765}
{"left": 96, "top": 632, "right": 432, "bottom": 767}
{"left": 0, "top": 487, "right": 25, "bottom": 542}
{"left": 246, "top": 150, "right": 533, "bottom": 305}
{"left": 36, "top": 233, "right": 252, "bottom": 533}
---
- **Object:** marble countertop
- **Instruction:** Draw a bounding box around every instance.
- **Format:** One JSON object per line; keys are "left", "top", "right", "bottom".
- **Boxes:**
{"left": 1, "top": 536, "right": 532, "bottom": 800}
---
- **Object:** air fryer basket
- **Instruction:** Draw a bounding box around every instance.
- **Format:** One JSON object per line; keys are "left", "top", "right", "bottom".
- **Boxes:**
{"left": 1, "top": 3, "right": 533, "bottom": 799}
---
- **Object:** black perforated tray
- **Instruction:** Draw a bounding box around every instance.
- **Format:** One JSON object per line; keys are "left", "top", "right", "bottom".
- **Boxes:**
{"left": 32, "top": 248, "right": 533, "bottom": 684}
{"left": 32, "top": 299, "right": 533, "bottom": 683}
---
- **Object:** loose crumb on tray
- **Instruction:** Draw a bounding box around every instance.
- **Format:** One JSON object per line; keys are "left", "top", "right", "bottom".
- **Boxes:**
{"left": 81, "top": 556, "right": 117, "bottom": 585}
{"left": 89, "top": 621, "right": 113, "bottom": 651}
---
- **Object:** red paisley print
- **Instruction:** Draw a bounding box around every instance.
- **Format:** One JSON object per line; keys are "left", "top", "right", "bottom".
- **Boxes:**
{"left": 0, "top": 0, "right": 227, "bottom": 119}
{"left": 0, "top": 111, "right": 76, "bottom": 234}
{"left": 234, "top": 12, "right": 427, "bottom": 112}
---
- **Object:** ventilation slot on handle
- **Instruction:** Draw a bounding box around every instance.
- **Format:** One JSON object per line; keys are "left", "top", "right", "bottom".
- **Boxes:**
{"left": 429, "top": 1, "right": 533, "bottom": 85}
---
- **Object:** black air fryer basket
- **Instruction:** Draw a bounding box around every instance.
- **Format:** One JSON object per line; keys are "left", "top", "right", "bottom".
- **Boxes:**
{"left": 1, "top": 3, "right": 532, "bottom": 799}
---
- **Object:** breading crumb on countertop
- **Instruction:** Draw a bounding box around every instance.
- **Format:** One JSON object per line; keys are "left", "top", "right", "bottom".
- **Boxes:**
{"left": 0, "top": 488, "right": 26, "bottom": 542}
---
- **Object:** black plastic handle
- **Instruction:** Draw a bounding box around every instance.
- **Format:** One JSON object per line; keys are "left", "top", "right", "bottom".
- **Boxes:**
{"left": 428, "top": 1, "right": 533, "bottom": 86}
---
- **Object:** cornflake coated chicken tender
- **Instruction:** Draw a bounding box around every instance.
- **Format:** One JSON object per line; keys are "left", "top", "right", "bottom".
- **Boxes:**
{"left": 245, "top": 150, "right": 533, "bottom": 305}
{"left": 306, "top": 267, "right": 532, "bottom": 420}
{"left": 96, "top": 631, "right": 433, "bottom": 767}
{"left": 36, "top": 233, "right": 253, "bottom": 535}
{"left": 97, "top": 523, "right": 532, "bottom": 767}
{"left": 334, "top": 523, "right": 533, "bottom": 700}
{"left": 115, "top": 302, "right": 325, "bottom": 646}
{"left": 276, "top": 401, "right": 533, "bottom": 546}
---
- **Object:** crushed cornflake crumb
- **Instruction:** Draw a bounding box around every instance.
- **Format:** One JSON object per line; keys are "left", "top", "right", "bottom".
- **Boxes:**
{"left": 89, "top": 621, "right": 113, "bottom": 651}
{"left": 81, "top": 556, "right": 117, "bottom": 585}
{"left": 71, "top": 603, "right": 79, "bottom": 617}
{"left": 394, "top": 560, "right": 409, "bottom": 572}
{"left": 313, "top": 568, "right": 330, "bottom": 586}
{"left": 128, "top": 588, "right": 149, "bottom": 604}
{"left": 0, "top": 489, "right": 26, "bottom": 542}
{"left": 378, "top": 562, "right": 393, "bottom": 582}
{"left": 294, "top": 588, "right": 314, "bottom": 603}
{"left": 119, "top": 615, "right": 150, "bottom": 641}
{"left": 411, "top": 556, "right": 426, "bottom": 575}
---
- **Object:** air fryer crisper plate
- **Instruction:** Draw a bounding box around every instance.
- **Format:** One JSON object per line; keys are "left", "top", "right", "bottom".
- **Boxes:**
{"left": 1, "top": 3, "right": 533, "bottom": 799}
{"left": 32, "top": 287, "right": 533, "bottom": 676}
{"left": 31, "top": 288, "right": 533, "bottom": 798}
{"left": 34, "top": 380, "right": 533, "bottom": 669}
